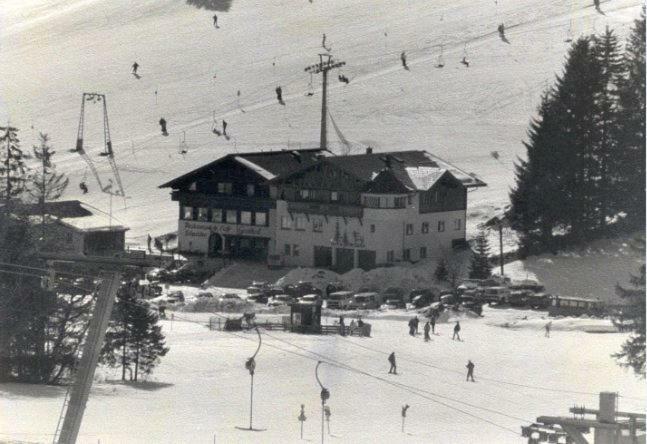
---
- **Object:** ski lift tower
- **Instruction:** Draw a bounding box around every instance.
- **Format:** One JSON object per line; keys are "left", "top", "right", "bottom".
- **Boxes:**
{"left": 44, "top": 252, "right": 158, "bottom": 444}
{"left": 305, "top": 55, "right": 345, "bottom": 151}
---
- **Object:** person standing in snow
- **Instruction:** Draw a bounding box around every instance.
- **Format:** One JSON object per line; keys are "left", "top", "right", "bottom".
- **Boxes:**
{"left": 132, "top": 62, "right": 139, "bottom": 74}
{"left": 408, "top": 318, "right": 416, "bottom": 336}
{"left": 213, "top": 14, "right": 219, "bottom": 28}
{"left": 400, "top": 51, "right": 409, "bottom": 70}
{"left": 147, "top": 234, "right": 152, "bottom": 253}
{"left": 159, "top": 118, "right": 168, "bottom": 136}
{"left": 222, "top": 120, "right": 228, "bottom": 136}
{"left": 275, "top": 86, "right": 285, "bottom": 105}
{"left": 388, "top": 352, "right": 397, "bottom": 374}
{"left": 414, "top": 316, "right": 420, "bottom": 335}
{"left": 545, "top": 321, "right": 552, "bottom": 338}
{"left": 423, "top": 321, "right": 431, "bottom": 342}
{"left": 339, "top": 315, "right": 346, "bottom": 336}
{"left": 430, "top": 313, "right": 437, "bottom": 334}
{"left": 466, "top": 360, "right": 475, "bottom": 382}
{"left": 452, "top": 321, "right": 461, "bottom": 341}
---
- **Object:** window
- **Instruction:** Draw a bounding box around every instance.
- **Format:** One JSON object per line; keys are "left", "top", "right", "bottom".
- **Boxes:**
{"left": 189, "top": 181, "right": 197, "bottom": 191}
{"left": 300, "top": 189, "right": 310, "bottom": 200}
{"left": 363, "top": 196, "right": 379, "bottom": 208}
{"left": 246, "top": 184, "right": 255, "bottom": 197}
{"left": 240, "top": 211, "right": 252, "bottom": 225}
{"left": 422, "top": 222, "right": 429, "bottom": 234}
{"left": 211, "top": 209, "right": 223, "bottom": 223}
{"left": 183, "top": 206, "right": 193, "bottom": 220}
{"left": 292, "top": 244, "right": 300, "bottom": 257}
{"left": 420, "top": 247, "right": 427, "bottom": 259}
{"left": 313, "top": 218, "right": 323, "bottom": 233}
{"left": 406, "top": 224, "right": 414, "bottom": 235}
{"left": 370, "top": 224, "right": 375, "bottom": 233}
{"left": 403, "top": 249, "right": 411, "bottom": 261}
{"left": 218, "top": 182, "right": 233, "bottom": 194}
{"left": 255, "top": 212, "right": 267, "bottom": 226}
{"left": 454, "top": 218, "right": 462, "bottom": 230}
{"left": 284, "top": 244, "right": 291, "bottom": 256}
{"left": 395, "top": 196, "right": 406, "bottom": 208}
{"left": 281, "top": 216, "right": 292, "bottom": 230}
{"left": 438, "top": 221, "right": 445, "bottom": 232}
{"left": 197, "top": 207, "right": 208, "bottom": 221}
{"left": 407, "top": 195, "right": 413, "bottom": 205}
{"left": 66, "top": 232, "right": 73, "bottom": 244}
{"left": 295, "top": 216, "right": 306, "bottom": 231}
{"left": 226, "top": 210, "right": 238, "bottom": 224}
{"left": 331, "top": 191, "right": 339, "bottom": 201}
{"left": 386, "top": 250, "right": 394, "bottom": 262}
{"left": 379, "top": 197, "right": 386, "bottom": 208}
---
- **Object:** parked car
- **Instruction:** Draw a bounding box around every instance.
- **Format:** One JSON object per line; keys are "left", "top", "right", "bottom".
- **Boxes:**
{"left": 325, "top": 281, "right": 347, "bottom": 297}
{"left": 197, "top": 292, "right": 214, "bottom": 299}
{"left": 527, "top": 293, "right": 552, "bottom": 310}
{"left": 349, "top": 292, "right": 381, "bottom": 310}
{"left": 508, "top": 279, "right": 545, "bottom": 293}
{"left": 167, "top": 290, "right": 185, "bottom": 303}
{"left": 325, "top": 291, "right": 354, "bottom": 310}
{"left": 267, "top": 294, "right": 293, "bottom": 308}
{"left": 298, "top": 294, "right": 321, "bottom": 305}
{"left": 380, "top": 297, "right": 406, "bottom": 310}
{"left": 146, "top": 267, "right": 170, "bottom": 282}
{"left": 247, "top": 292, "right": 269, "bottom": 304}
{"left": 457, "top": 279, "right": 483, "bottom": 292}
{"left": 218, "top": 293, "right": 242, "bottom": 303}
{"left": 408, "top": 288, "right": 437, "bottom": 309}
{"left": 479, "top": 286, "right": 511, "bottom": 304}
{"left": 284, "top": 281, "right": 322, "bottom": 299}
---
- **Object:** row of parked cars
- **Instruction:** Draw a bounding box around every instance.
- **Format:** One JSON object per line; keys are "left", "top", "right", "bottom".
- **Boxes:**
{"left": 457, "top": 278, "right": 550, "bottom": 309}
{"left": 245, "top": 281, "right": 449, "bottom": 311}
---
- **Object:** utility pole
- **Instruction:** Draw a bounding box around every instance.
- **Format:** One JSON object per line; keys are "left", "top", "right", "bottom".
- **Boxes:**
{"left": 305, "top": 55, "right": 345, "bottom": 151}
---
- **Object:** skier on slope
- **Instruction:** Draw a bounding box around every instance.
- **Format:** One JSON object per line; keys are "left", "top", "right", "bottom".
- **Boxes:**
{"left": 545, "top": 321, "right": 552, "bottom": 338}
{"left": 400, "top": 51, "right": 409, "bottom": 70}
{"left": 423, "top": 320, "right": 431, "bottom": 342}
{"left": 408, "top": 317, "right": 416, "bottom": 336}
{"left": 275, "top": 86, "right": 285, "bottom": 105}
{"left": 466, "top": 360, "right": 475, "bottom": 382}
{"left": 132, "top": 62, "right": 139, "bottom": 74}
{"left": 388, "top": 352, "right": 397, "bottom": 374}
{"left": 452, "top": 320, "right": 461, "bottom": 341}
{"left": 430, "top": 313, "right": 437, "bottom": 334}
{"left": 593, "top": 0, "right": 602, "bottom": 13}
{"left": 159, "top": 118, "right": 168, "bottom": 136}
{"left": 79, "top": 181, "right": 88, "bottom": 194}
{"left": 213, "top": 14, "right": 219, "bottom": 28}
{"left": 222, "top": 120, "right": 228, "bottom": 136}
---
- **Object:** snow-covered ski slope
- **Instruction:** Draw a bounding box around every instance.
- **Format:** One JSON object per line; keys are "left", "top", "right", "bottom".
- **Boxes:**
{"left": 0, "top": 0, "right": 642, "bottom": 242}
{"left": 2, "top": 310, "right": 646, "bottom": 443}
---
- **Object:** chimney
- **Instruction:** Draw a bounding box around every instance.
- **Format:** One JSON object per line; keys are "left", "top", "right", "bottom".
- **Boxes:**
{"left": 366, "top": 146, "right": 373, "bottom": 154}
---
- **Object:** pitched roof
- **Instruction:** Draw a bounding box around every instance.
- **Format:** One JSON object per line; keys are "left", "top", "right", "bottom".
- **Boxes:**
{"left": 159, "top": 148, "right": 333, "bottom": 188}
{"left": 17, "top": 200, "right": 128, "bottom": 232}
{"left": 273, "top": 150, "right": 486, "bottom": 192}
{"left": 325, "top": 151, "right": 485, "bottom": 189}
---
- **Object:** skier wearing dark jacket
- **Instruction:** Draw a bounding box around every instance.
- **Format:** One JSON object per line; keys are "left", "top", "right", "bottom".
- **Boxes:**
{"left": 452, "top": 321, "right": 461, "bottom": 341}
{"left": 466, "top": 360, "right": 475, "bottom": 382}
{"left": 423, "top": 321, "right": 431, "bottom": 342}
{"left": 388, "top": 352, "right": 397, "bottom": 374}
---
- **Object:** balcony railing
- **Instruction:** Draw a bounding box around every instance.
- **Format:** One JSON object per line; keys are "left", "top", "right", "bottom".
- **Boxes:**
{"left": 174, "top": 191, "right": 275, "bottom": 210}
{"left": 287, "top": 201, "right": 363, "bottom": 218}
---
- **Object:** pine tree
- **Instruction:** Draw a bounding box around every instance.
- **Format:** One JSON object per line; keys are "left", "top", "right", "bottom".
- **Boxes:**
{"left": 0, "top": 126, "right": 30, "bottom": 204}
{"left": 552, "top": 37, "right": 602, "bottom": 239}
{"left": 101, "top": 283, "right": 168, "bottom": 381}
{"left": 509, "top": 90, "right": 565, "bottom": 252}
{"left": 29, "top": 133, "right": 69, "bottom": 205}
{"left": 591, "top": 27, "right": 623, "bottom": 230}
{"left": 469, "top": 231, "right": 492, "bottom": 280}
{"left": 434, "top": 258, "right": 448, "bottom": 282}
{"left": 612, "top": 264, "right": 645, "bottom": 377}
{"left": 613, "top": 10, "right": 646, "bottom": 228}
